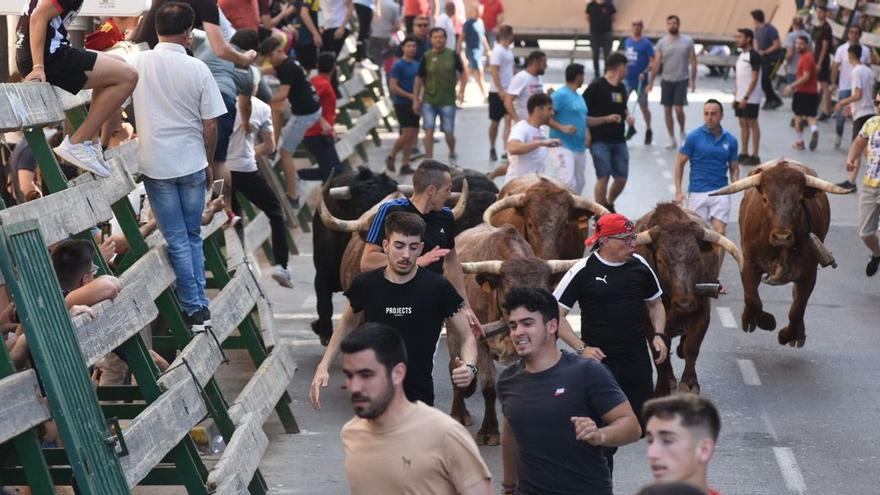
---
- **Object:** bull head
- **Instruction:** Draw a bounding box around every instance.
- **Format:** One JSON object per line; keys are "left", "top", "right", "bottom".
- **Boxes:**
{"left": 636, "top": 226, "right": 744, "bottom": 271}
{"left": 482, "top": 193, "right": 609, "bottom": 226}
{"left": 708, "top": 166, "right": 851, "bottom": 197}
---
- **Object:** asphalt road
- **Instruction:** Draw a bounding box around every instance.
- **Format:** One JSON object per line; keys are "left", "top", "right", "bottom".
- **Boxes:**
{"left": 249, "top": 58, "right": 880, "bottom": 495}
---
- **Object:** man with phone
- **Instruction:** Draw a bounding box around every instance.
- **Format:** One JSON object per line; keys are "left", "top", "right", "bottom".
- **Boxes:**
{"left": 505, "top": 93, "right": 561, "bottom": 181}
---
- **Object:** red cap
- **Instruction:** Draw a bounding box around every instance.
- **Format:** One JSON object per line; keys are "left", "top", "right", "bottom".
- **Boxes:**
{"left": 585, "top": 213, "right": 634, "bottom": 246}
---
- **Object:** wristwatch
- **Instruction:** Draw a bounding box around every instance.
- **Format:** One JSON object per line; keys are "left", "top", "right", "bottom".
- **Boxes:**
{"left": 466, "top": 363, "right": 478, "bottom": 377}
{"left": 576, "top": 344, "right": 587, "bottom": 355}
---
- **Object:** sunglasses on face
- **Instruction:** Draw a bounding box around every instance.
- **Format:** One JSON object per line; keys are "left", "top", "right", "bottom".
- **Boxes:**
{"left": 607, "top": 233, "right": 637, "bottom": 244}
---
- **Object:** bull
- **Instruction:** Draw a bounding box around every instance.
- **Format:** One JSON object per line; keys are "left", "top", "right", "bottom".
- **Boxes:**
{"left": 452, "top": 168, "right": 499, "bottom": 234}
{"left": 633, "top": 203, "right": 744, "bottom": 395}
{"left": 450, "top": 223, "right": 578, "bottom": 445}
{"left": 709, "top": 159, "right": 849, "bottom": 347}
{"left": 483, "top": 174, "right": 609, "bottom": 260}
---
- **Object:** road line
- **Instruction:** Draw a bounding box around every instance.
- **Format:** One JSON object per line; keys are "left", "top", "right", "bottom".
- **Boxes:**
{"left": 657, "top": 157, "right": 668, "bottom": 166}
{"left": 737, "top": 359, "right": 762, "bottom": 386}
{"left": 716, "top": 306, "right": 737, "bottom": 328}
{"left": 661, "top": 170, "right": 672, "bottom": 179}
{"left": 761, "top": 411, "right": 779, "bottom": 442}
{"left": 300, "top": 295, "right": 317, "bottom": 309}
{"left": 773, "top": 447, "right": 807, "bottom": 493}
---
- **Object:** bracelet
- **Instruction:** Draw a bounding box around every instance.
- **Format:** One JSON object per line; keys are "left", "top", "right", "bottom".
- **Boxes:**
{"left": 32, "top": 64, "right": 44, "bottom": 69}
{"left": 576, "top": 343, "right": 587, "bottom": 354}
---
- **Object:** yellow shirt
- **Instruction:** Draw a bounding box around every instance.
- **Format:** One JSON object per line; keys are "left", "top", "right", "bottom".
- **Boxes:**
{"left": 858, "top": 115, "right": 880, "bottom": 188}
{"left": 341, "top": 401, "right": 491, "bottom": 494}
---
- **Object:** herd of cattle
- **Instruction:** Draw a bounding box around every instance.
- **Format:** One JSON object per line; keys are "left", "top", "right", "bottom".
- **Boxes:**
{"left": 309, "top": 158, "right": 849, "bottom": 444}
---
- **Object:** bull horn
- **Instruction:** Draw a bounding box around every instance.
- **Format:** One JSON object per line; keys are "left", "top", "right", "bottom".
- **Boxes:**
{"left": 396, "top": 184, "right": 414, "bottom": 195}
{"left": 546, "top": 259, "right": 580, "bottom": 273}
{"left": 708, "top": 174, "right": 762, "bottom": 196}
{"left": 803, "top": 175, "right": 852, "bottom": 195}
{"left": 328, "top": 186, "right": 352, "bottom": 199}
{"left": 634, "top": 230, "right": 654, "bottom": 246}
{"left": 702, "top": 228, "right": 745, "bottom": 272}
{"left": 318, "top": 191, "right": 401, "bottom": 232}
{"left": 460, "top": 260, "right": 504, "bottom": 274}
{"left": 482, "top": 193, "right": 527, "bottom": 226}
{"left": 570, "top": 194, "right": 610, "bottom": 216}
{"left": 451, "top": 179, "right": 469, "bottom": 220}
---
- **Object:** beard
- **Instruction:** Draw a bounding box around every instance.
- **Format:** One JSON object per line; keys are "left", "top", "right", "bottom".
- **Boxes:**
{"left": 669, "top": 26, "right": 679, "bottom": 35}
{"left": 351, "top": 382, "right": 395, "bottom": 419}
{"left": 388, "top": 257, "right": 416, "bottom": 276}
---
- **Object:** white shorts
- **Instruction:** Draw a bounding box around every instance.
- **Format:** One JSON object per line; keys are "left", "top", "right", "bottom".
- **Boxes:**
{"left": 554, "top": 147, "right": 588, "bottom": 194}
{"left": 688, "top": 192, "right": 731, "bottom": 224}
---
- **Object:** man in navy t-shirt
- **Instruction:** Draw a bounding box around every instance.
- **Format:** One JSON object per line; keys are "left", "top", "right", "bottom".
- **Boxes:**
{"left": 673, "top": 99, "right": 740, "bottom": 235}
{"left": 623, "top": 18, "right": 656, "bottom": 145}
{"left": 386, "top": 37, "right": 422, "bottom": 174}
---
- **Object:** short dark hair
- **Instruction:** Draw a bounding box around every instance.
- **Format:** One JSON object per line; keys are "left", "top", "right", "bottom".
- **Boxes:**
{"left": 340, "top": 322, "right": 408, "bottom": 375}
{"left": 317, "top": 51, "right": 336, "bottom": 73}
{"left": 849, "top": 43, "right": 863, "bottom": 59}
{"left": 384, "top": 211, "right": 426, "bottom": 239}
{"left": 155, "top": 2, "right": 195, "bottom": 36}
{"left": 430, "top": 27, "right": 447, "bottom": 39}
{"left": 526, "top": 50, "right": 547, "bottom": 67}
{"left": 526, "top": 93, "right": 553, "bottom": 114}
{"left": 497, "top": 24, "right": 514, "bottom": 40}
{"left": 643, "top": 394, "right": 722, "bottom": 441}
{"left": 850, "top": 24, "right": 863, "bottom": 35}
{"left": 258, "top": 36, "right": 281, "bottom": 56}
{"left": 635, "top": 482, "right": 707, "bottom": 495}
{"left": 797, "top": 33, "right": 810, "bottom": 44}
{"left": 502, "top": 287, "right": 559, "bottom": 324}
{"left": 737, "top": 28, "right": 754, "bottom": 41}
{"left": 230, "top": 28, "right": 259, "bottom": 52}
{"left": 565, "top": 63, "right": 585, "bottom": 83}
{"left": 606, "top": 52, "right": 628, "bottom": 70}
{"left": 816, "top": 4, "right": 827, "bottom": 11}
{"left": 750, "top": 9, "right": 765, "bottom": 23}
{"left": 51, "top": 240, "right": 95, "bottom": 290}
{"left": 666, "top": 14, "right": 680, "bottom": 23}
{"left": 401, "top": 36, "right": 418, "bottom": 47}
{"left": 413, "top": 159, "right": 451, "bottom": 193}
{"left": 704, "top": 98, "right": 723, "bottom": 113}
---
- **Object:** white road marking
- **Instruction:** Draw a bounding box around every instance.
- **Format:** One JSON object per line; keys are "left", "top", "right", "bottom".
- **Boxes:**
{"left": 773, "top": 447, "right": 807, "bottom": 494}
{"left": 737, "top": 358, "right": 762, "bottom": 386}
{"left": 300, "top": 295, "right": 317, "bottom": 309}
{"left": 762, "top": 411, "right": 779, "bottom": 442}
{"left": 716, "top": 306, "right": 737, "bottom": 328}
{"left": 652, "top": 150, "right": 661, "bottom": 156}
{"left": 666, "top": 184, "right": 676, "bottom": 193}
{"left": 657, "top": 157, "right": 668, "bottom": 166}
{"left": 661, "top": 170, "right": 672, "bottom": 179}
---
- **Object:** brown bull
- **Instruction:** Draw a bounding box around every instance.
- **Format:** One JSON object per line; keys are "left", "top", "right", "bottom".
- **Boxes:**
{"left": 484, "top": 174, "right": 609, "bottom": 260}
{"left": 710, "top": 159, "right": 849, "bottom": 347}
{"left": 451, "top": 223, "right": 576, "bottom": 445}
{"left": 634, "top": 203, "right": 744, "bottom": 395}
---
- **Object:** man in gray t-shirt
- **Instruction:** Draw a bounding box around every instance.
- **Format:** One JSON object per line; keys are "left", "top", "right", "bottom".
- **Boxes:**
{"left": 783, "top": 21, "right": 811, "bottom": 82}
{"left": 649, "top": 14, "right": 696, "bottom": 149}
{"left": 368, "top": 0, "right": 401, "bottom": 69}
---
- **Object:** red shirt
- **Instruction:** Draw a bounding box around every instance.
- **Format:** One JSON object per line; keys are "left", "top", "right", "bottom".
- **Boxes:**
{"left": 218, "top": 0, "right": 259, "bottom": 30}
{"left": 480, "top": 0, "right": 504, "bottom": 32}
{"left": 403, "top": 0, "right": 430, "bottom": 17}
{"left": 306, "top": 74, "right": 337, "bottom": 137}
{"left": 795, "top": 51, "right": 818, "bottom": 94}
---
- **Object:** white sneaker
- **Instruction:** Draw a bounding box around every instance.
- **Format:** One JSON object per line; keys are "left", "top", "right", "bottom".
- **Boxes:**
{"left": 665, "top": 140, "right": 678, "bottom": 150}
{"left": 53, "top": 136, "right": 110, "bottom": 177}
{"left": 271, "top": 265, "right": 293, "bottom": 288}
{"left": 89, "top": 140, "right": 105, "bottom": 161}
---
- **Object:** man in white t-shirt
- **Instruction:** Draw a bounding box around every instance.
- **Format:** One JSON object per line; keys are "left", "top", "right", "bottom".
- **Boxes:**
{"left": 506, "top": 93, "right": 560, "bottom": 181}
{"left": 835, "top": 43, "right": 876, "bottom": 192}
{"left": 436, "top": 2, "right": 458, "bottom": 51}
{"left": 832, "top": 25, "right": 875, "bottom": 149}
{"left": 733, "top": 28, "right": 763, "bottom": 166}
{"left": 504, "top": 50, "right": 547, "bottom": 122}
{"left": 488, "top": 24, "right": 515, "bottom": 162}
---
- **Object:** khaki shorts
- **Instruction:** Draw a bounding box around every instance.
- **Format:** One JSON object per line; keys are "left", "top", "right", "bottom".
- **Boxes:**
{"left": 858, "top": 185, "right": 880, "bottom": 238}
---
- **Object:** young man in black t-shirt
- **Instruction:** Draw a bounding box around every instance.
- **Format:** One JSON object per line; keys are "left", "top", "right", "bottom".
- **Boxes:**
{"left": 552, "top": 213, "right": 668, "bottom": 473}
{"left": 585, "top": 52, "right": 634, "bottom": 214}
{"left": 310, "top": 211, "right": 479, "bottom": 408}
{"left": 497, "top": 287, "right": 640, "bottom": 495}
{"left": 261, "top": 36, "right": 322, "bottom": 208}
{"left": 814, "top": 5, "right": 833, "bottom": 119}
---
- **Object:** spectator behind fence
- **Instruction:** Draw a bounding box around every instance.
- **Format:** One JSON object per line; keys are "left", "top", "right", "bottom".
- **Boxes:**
{"left": 320, "top": 0, "right": 353, "bottom": 57}
{"left": 643, "top": 394, "right": 723, "bottom": 495}
{"left": 367, "top": 0, "right": 401, "bottom": 73}
{"left": 130, "top": 2, "right": 227, "bottom": 331}
{"left": 352, "top": 0, "right": 374, "bottom": 62}
{"left": 386, "top": 37, "right": 422, "bottom": 175}
{"left": 299, "top": 52, "right": 345, "bottom": 182}
{"left": 15, "top": 0, "right": 138, "bottom": 177}
{"left": 296, "top": 0, "right": 322, "bottom": 71}
{"left": 261, "top": 36, "right": 322, "bottom": 209}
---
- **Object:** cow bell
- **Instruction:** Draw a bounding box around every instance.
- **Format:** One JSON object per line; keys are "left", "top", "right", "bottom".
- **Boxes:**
{"left": 694, "top": 283, "right": 721, "bottom": 298}
{"left": 809, "top": 232, "right": 838, "bottom": 269}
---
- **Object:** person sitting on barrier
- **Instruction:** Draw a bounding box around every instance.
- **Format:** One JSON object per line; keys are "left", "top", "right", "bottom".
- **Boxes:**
{"left": 298, "top": 52, "right": 345, "bottom": 183}
{"left": 15, "top": 0, "right": 138, "bottom": 178}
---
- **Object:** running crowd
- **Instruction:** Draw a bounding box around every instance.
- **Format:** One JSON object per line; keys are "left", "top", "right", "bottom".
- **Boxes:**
{"left": 6, "top": 0, "right": 880, "bottom": 493}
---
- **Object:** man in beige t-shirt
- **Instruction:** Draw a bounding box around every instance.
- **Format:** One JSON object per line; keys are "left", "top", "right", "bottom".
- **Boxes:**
{"left": 339, "top": 322, "right": 493, "bottom": 495}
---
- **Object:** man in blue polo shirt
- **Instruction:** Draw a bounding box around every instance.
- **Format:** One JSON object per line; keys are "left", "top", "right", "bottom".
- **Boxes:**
{"left": 673, "top": 99, "right": 740, "bottom": 235}
{"left": 551, "top": 63, "right": 589, "bottom": 194}
{"left": 623, "top": 18, "right": 655, "bottom": 145}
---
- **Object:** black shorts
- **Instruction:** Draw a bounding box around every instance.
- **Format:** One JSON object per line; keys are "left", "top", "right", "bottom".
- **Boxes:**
{"left": 660, "top": 79, "right": 688, "bottom": 106}
{"left": 792, "top": 92, "right": 819, "bottom": 117}
{"left": 16, "top": 45, "right": 97, "bottom": 94}
{"left": 818, "top": 63, "right": 831, "bottom": 83}
{"left": 734, "top": 102, "right": 760, "bottom": 119}
{"left": 394, "top": 103, "right": 420, "bottom": 129}
{"left": 215, "top": 92, "right": 237, "bottom": 162}
{"left": 488, "top": 92, "right": 507, "bottom": 121}
{"left": 854, "top": 114, "right": 873, "bottom": 141}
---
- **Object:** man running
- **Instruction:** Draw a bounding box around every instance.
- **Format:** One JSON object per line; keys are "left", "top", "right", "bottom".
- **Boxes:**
{"left": 623, "top": 17, "right": 655, "bottom": 144}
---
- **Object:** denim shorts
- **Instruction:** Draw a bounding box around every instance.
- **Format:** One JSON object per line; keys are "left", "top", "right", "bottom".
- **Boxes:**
{"left": 422, "top": 103, "right": 456, "bottom": 133}
{"left": 590, "top": 141, "right": 629, "bottom": 179}
{"left": 280, "top": 109, "right": 322, "bottom": 153}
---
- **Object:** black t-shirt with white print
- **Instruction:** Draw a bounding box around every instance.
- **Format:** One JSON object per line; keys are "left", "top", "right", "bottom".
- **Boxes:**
{"left": 16, "top": 0, "right": 83, "bottom": 59}
{"left": 276, "top": 57, "right": 321, "bottom": 115}
{"left": 553, "top": 252, "right": 662, "bottom": 354}
{"left": 344, "top": 267, "right": 464, "bottom": 405}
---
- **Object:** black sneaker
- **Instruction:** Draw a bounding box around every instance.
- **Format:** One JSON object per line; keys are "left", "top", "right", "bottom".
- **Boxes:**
{"left": 867, "top": 255, "right": 880, "bottom": 277}
{"left": 749, "top": 155, "right": 762, "bottom": 165}
{"left": 817, "top": 112, "right": 831, "bottom": 121}
{"left": 645, "top": 128, "right": 653, "bottom": 145}
{"left": 836, "top": 180, "right": 857, "bottom": 193}
{"left": 763, "top": 100, "right": 782, "bottom": 110}
{"left": 626, "top": 126, "right": 637, "bottom": 140}
{"left": 183, "top": 309, "right": 205, "bottom": 332}
{"left": 605, "top": 202, "right": 616, "bottom": 214}
{"left": 501, "top": 152, "right": 508, "bottom": 162}
{"left": 490, "top": 148, "right": 498, "bottom": 161}
{"left": 738, "top": 153, "right": 749, "bottom": 163}
{"left": 809, "top": 130, "right": 819, "bottom": 151}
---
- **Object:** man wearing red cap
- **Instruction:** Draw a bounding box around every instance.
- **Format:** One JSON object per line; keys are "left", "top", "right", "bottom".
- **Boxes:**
{"left": 553, "top": 213, "right": 668, "bottom": 473}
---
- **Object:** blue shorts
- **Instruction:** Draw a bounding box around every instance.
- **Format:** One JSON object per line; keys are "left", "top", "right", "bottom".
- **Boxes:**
{"left": 422, "top": 103, "right": 456, "bottom": 133}
{"left": 590, "top": 141, "right": 629, "bottom": 179}
{"left": 466, "top": 48, "right": 483, "bottom": 70}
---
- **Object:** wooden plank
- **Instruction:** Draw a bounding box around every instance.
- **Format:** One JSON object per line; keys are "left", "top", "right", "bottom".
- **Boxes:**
{"left": 224, "top": 225, "right": 247, "bottom": 267}
{"left": 120, "top": 377, "right": 208, "bottom": 487}
{"left": 866, "top": 2, "right": 880, "bottom": 17}
{"left": 0, "top": 83, "right": 65, "bottom": 131}
{"left": 119, "top": 247, "right": 176, "bottom": 300}
{"left": 73, "top": 279, "right": 158, "bottom": 367}
{"left": 0, "top": 370, "right": 51, "bottom": 444}
{"left": 243, "top": 212, "right": 271, "bottom": 254}
{"left": 206, "top": 413, "right": 269, "bottom": 491}
{"left": 212, "top": 475, "right": 249, "bottom": 495}
{"left": 54, "top": 87, "right": 92, "bottom": 110}
{"left": 227, "top": 344, "right": 296, "bottom": 426}
{"left": 863, "top": 32, "right": 880, "bottom": 49}
{"left": 65, "top": 154, "right": 138, "bottom": 205}
{"left": 103, "top": 139, "right": 140, "bottom": 174}
{"left": 256, "top": 296, "right": 277, "bottom": 350}
{"left": 340, "top": 76, "right": 367, "bottom": 100}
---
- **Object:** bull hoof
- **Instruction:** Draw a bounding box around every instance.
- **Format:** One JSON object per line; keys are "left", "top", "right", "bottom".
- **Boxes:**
{"left": 677, "top": 380, "right": 701, "bottom": 395}
{"left": 676, "top": 341, "right": 685, "bottom": 360}
{"left": 451, "top": 410, "right": 473, "bottom": 426}
{"left": 778, "top": 325, "right": 807, "bottom": 348}
{"left": 756, "top": 311, "right": 776, "bottom": 331}
{"left": 476, "top": 431, "right": 500, "bottom": 446}
{"left": 654, "top": 377, "right": 677, "bottom": 397}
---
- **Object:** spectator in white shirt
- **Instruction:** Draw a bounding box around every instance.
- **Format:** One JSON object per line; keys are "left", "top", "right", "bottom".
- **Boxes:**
{"left": 505, "top": 93, "right": 560, "bottom": 181}
{"left": 834, "top": 43, "right": 876, "bottom": 192}
{"left": 831, "top": 25, "right": 875, "bottom": 150}
{"left": 436, "top": 1, "right": 457, "bottom": 52}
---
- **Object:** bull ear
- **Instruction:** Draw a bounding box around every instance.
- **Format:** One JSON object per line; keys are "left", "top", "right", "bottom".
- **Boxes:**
{"left": 475, "top": 274, "right": 502, "bottom": 292}
{"left": 802, "top": 187, "right": 820, "bottom": 199}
